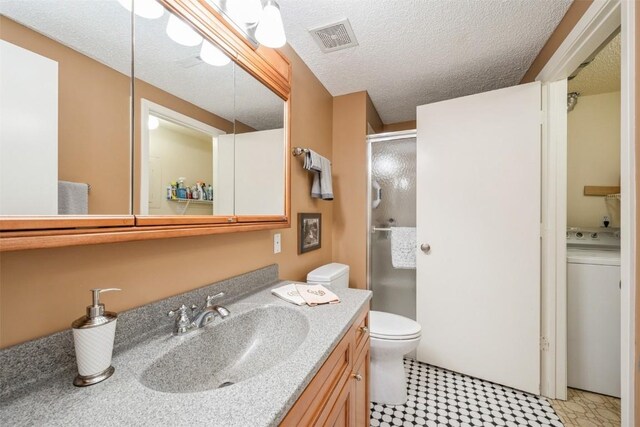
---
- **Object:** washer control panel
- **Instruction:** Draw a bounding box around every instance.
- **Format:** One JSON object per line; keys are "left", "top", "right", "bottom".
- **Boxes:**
{"left": 567, "top": 227, "right": 620, "bottom": 249}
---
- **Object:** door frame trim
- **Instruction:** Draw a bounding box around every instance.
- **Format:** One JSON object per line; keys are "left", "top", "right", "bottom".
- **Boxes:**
{"left": 537, "top": 1, "right": 635, "bottom": 425}
{"left": 540, "top": 79, "right": 568, "bottom": 400}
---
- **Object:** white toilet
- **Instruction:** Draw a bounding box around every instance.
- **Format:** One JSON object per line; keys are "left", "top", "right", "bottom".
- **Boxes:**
{"left": 307, "top": 263, "right": 422, "bottom": 406}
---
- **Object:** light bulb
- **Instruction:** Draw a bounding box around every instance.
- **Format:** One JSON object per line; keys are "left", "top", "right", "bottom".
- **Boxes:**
{"left": 226, "top": 0, "right": 264, "bottom": 24}
{"left": 148, "top": 116, "right": 159, "bottom": 130}
{"left": 200, "top": 41, "right": 231, "bottom": 66}
{"left": 255, "top": 1, "right": 286, "bottom": 48}
{"left": 166, "top": 14, "right": 203, "bottom": 47}
{"left": 117, "top": 0, "right": 164, "bottom": 20}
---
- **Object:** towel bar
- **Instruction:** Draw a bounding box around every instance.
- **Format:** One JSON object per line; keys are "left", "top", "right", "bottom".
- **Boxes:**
{"left": 372, "top": 227, "right": 391, "bottom": 232}
{"left": 292, "top": 147, "right": 309, "bottom": 156}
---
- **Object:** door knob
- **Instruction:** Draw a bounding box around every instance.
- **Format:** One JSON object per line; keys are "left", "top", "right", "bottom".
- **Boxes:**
{"left": 420, "top": 243, "right": 431, "bottom": 253}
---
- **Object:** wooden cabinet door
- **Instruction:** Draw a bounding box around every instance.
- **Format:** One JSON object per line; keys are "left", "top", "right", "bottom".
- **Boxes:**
{"left": 322, "top": 374, "right": 355, "bottom": 427}
{"left": 353, "top": 342, "right": 370, "bottom": 427}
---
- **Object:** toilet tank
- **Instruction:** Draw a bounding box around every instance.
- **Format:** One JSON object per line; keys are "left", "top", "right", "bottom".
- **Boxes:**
{"left": 307, "top": 263, "right": 350, "bottom": 288}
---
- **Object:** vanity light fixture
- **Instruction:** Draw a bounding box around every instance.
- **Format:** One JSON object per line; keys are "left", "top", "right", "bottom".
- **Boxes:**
{"left": 226, "top": 0, "right": 264, "bottom": 25}
{"left": 255, "top": 0, "right": 286, "bottom": 48}
{"left": 166, "top": 14, "right": 203, "bottom": 47}
{"left": 117, "top": 0, "right": 164, "bottom": 20}
{"left": 148, "top": 115, "right": 160, "bottom": 130}
{"left": 200, "top": 41, "right": 231, "bottom": 66}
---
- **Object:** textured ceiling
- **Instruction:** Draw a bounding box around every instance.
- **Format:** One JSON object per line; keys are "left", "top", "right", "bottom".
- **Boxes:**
{"left": 278, "top": 0, "right": 573, "bottom": 123}
{"left": 0, "top": 0, "right": 283, "bottom": 130}
{"left": 568, "top": 33, "right": 620, "bottom": 96}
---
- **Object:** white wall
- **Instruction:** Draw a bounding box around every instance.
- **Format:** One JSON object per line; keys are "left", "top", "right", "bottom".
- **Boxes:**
{"left": 214, "top": 134, "right": 235, "bottom": 216}
{"left": 234, "top": 128, "right": 285, "bottom": 215}
{"left": 0, "top": 40, "right": 58, "bottom": 215}
{"left": 567, "top": 91, "right": 621, "bottom": 228}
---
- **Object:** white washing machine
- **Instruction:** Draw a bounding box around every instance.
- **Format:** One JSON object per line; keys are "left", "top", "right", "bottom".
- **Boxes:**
{"left": 567, "top": 227, "right": 620, "bottom": 397}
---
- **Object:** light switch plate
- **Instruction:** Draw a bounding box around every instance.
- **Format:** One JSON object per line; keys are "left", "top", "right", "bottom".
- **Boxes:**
{"left": 273, "top": 233, "right": 281, "bottom": 254}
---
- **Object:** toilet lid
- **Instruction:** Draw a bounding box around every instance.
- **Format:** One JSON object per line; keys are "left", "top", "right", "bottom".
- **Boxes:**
{"left": 369, "top": 311, "right": 422, "bottom": 340}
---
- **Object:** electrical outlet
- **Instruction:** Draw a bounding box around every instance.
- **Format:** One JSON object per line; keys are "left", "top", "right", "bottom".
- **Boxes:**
{"left": 273, "top": 233, "right": 281, "bottom": 254}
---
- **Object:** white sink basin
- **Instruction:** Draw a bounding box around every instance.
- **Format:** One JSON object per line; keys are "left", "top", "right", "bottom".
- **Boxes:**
{"left": 139, "top": 306, "right": 309, "bottom": 393}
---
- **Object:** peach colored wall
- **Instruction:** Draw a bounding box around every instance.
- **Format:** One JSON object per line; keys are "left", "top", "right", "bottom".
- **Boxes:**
{"left": 520, "top": 1, "right": 593, "bottom": 83}
{"left": 332, "top": 92, "right": 368, "bottom": 290}
{"left": 331, "top": 91, "right": 384, "bottom": 290}
{"left": 366, "top": 93, "right": 383, "bottom": 134}
{"left": 382, "top": 121, "right": 417, "bottom": 133}
{"left": 0, "top": 44, "right": 334, "bottom": 348}
{"left": 0, "top": 16, "right": 131, "bottom": 215}
{"left": 331, "top": 91, "right": 409, "bottom": 292}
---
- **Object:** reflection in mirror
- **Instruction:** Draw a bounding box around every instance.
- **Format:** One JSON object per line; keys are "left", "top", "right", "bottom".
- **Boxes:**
{"left": 0, "top": 1, "right": 132, "bottom": 215}
{"left": 229, "top": 64, "right": 286, "bottom": 216}
{"left": 133, "top": 1, "right": 237, "bottom": 216}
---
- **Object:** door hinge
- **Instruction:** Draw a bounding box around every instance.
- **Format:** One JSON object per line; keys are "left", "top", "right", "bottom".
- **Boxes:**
{"left": 540, "top": 223, "right": 544, "bottom": 238}
{"left": 540, "top": 336, "right": 550, "bottom": 351}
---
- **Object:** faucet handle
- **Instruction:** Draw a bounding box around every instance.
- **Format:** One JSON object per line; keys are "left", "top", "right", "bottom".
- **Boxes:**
{"left": 205, "top": 292, "right": 225, "bottom": 307}
{"left": 168, "top": 304, "right": 190, "bottom": 318}
{"left": 168, "top": 304, "right": 193, "bottom": 335}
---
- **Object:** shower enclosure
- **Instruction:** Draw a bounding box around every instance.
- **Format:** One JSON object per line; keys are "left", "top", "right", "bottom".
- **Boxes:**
{"left": 367, "top": 130, "right": 417, "bottom": 319}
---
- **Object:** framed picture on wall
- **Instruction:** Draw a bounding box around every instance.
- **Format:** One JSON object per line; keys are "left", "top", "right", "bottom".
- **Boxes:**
{"left": 298, "top": 213, "right": 321, "bottom": 254}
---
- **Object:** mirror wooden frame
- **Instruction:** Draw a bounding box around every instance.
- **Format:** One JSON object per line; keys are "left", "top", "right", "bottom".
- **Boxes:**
{"left": 0, "top": 0, "right": 291, "bottom": 251}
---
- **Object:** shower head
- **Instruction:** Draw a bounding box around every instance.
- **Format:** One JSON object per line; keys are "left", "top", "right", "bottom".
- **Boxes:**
{"left": 567, "top": 92, "right": 580, "bottom": 112}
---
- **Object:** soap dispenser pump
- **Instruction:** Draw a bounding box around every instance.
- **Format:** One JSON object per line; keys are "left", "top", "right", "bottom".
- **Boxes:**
{"left": 71, "top": 288, "right": 121, "bottom": 387}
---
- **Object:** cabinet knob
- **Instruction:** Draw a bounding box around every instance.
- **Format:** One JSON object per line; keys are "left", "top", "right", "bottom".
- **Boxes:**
{"left": 359, "top": 326, "right": 369, "bottom": 334}
{"left": 352, "top": 373, "right": 362, "bottom": 382}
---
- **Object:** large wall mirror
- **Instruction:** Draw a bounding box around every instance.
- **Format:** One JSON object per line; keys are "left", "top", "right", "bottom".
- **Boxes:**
{"left": 0, "top": 0, "right": 290, "bottom": 249}
{"left": 0, "top": 1, "right": 133, "bottom": 216}
{"left": 133, "top": 1, "right": 286, "bottom": 222}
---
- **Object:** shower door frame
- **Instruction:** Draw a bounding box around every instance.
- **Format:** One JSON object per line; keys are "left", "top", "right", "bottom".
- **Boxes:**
{"left": 365, "top": 130, "right": 417, "bottom": 292}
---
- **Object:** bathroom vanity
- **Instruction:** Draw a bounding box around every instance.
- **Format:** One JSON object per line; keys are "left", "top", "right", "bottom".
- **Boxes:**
{"left": 0, "top": 266, "right": 371, "bottom": 426}
{"left": 282, "top": 302, "right": 370, "bottom": 426}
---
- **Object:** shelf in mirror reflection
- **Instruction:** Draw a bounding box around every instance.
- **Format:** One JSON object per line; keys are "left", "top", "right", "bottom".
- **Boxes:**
{"left": 166, "top": 198, "right": 214, "bottom": 216}
{"left": 168, "top": 199, "right": 213, "bottom": 204}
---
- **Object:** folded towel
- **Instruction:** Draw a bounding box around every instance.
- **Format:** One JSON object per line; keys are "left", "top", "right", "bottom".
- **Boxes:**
{"left": 304, "top": 150, "right": 322, "bottom": 172}
{"left": 390, "top": 226, "right": 416, "bottom": 269}
{"left": 58, "top": 181, "right": 89, "bottom": 215}
{"left": 295, "top": 284, "right": 340, "bottom": 306}
{"left": 271, "top": 283, "right": 307, "bottom": 305}
{"left": 304, "top": 150, "right": 333, "bottom": 200}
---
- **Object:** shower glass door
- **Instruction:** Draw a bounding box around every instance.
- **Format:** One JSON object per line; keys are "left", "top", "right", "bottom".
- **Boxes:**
{"left": 367, "top": 132, "right": 417, "bottom": 319}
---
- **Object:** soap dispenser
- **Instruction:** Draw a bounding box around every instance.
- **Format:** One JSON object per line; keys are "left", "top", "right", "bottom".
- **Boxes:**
{"left": 71, "top": 288, "right": 121, "bottom": 387}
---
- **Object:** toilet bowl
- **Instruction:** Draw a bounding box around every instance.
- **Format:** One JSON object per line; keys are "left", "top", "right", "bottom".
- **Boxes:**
{"left": 369, "top": 310, "right": 421, "bottom": 405}
{"left": 306, "top": 263, "right": 422, "bottom": 406}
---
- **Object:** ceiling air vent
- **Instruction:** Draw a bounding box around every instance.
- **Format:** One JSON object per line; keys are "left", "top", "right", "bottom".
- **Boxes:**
{"left": 309, "top": 19, "right": 358, "bottom": 53}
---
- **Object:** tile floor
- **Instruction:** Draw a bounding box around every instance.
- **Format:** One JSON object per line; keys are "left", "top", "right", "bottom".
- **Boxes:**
{"left": 370, "top": 358, "right": 563, "bottom": 426}
{"left": 550, "top": 387, "right": 621, "bottom": 427}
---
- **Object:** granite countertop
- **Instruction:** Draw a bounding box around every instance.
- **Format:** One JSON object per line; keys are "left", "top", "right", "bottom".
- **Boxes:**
{"left": 0, "top": 273, "right": 371, "bottom": 427}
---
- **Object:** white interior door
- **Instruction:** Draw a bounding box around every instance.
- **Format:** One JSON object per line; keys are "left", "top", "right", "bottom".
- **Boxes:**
{"left": 416, "top": 82, "right": 542, "bottom": 394}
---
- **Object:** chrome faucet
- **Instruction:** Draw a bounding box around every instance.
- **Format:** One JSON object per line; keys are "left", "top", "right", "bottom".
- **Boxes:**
{"left": 192, "top": 294, "right": 231, "bottom": 328}
{"left": 167, "top": 292, "right": 230, "bottom": 336}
